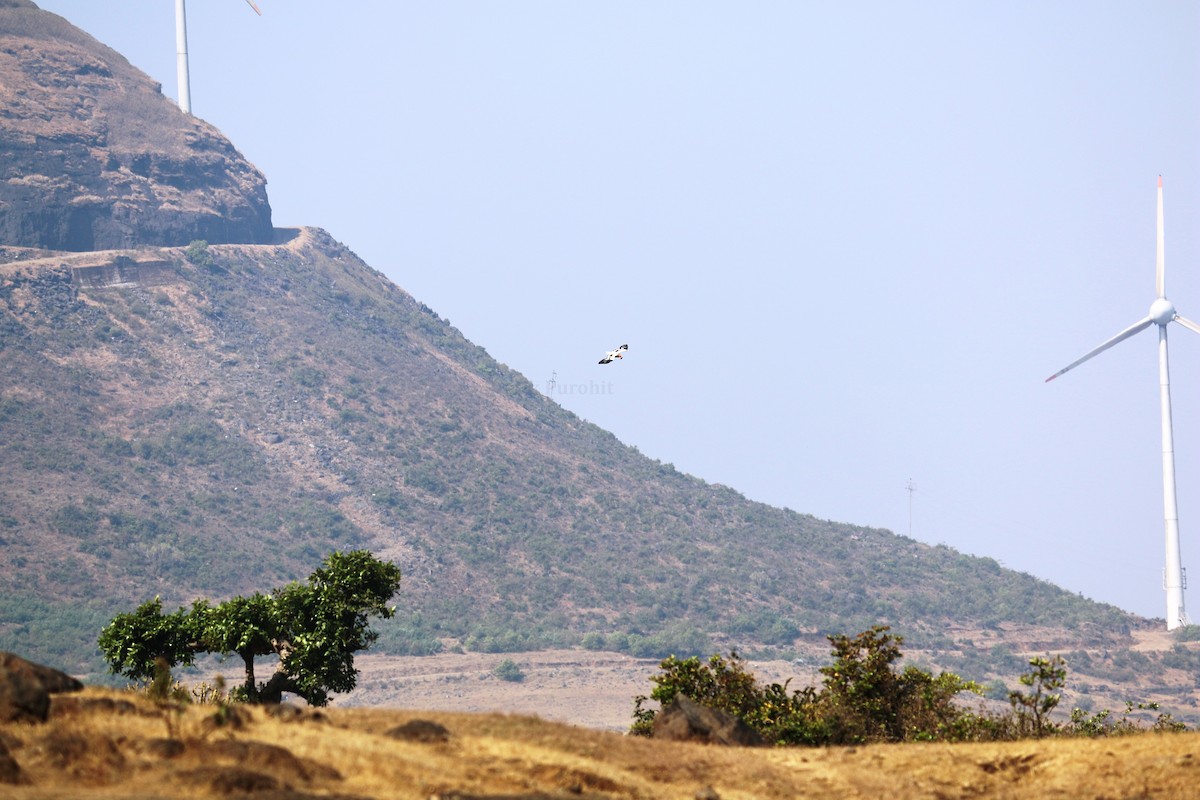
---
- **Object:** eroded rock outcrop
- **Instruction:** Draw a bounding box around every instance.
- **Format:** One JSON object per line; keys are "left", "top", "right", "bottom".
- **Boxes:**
{"left": 0, "top": 651, "right": 83, "bottom": 723}
{"left": 651, "top": 695, "right": 765, "bottom": 746}
{"left": 0, "top": 0, "right": 273, "bottom": 250}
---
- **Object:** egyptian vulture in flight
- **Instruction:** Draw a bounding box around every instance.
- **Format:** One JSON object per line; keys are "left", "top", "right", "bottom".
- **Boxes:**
{"left": 598, "top": 344, "right": 629, "bottom": 364}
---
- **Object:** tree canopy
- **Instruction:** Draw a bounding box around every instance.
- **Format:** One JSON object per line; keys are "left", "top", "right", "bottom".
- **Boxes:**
{"left": 98, "top": 550, "right": 401, "bottom": 705}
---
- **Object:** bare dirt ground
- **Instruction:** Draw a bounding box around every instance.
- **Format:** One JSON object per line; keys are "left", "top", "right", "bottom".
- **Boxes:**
{"left": 342, "top": 627, "right": 1200, "bottom": 733}
{"left": 344, "top": 650, "right": 821, "bottom": 732}
{"left": 6, "top": 687, "right": 1200, "bottom": 799}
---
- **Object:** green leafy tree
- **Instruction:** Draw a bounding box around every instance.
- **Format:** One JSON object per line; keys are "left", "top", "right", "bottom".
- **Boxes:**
{"left": 819, "top": 626, "right": 906, "bottom": 742}
{"left": 195, "top": 592, "right": 276, "bottom": 696}
{"left": 261, "top": 550, "right": 402, "bottom": 704}
{"left": 98, "top": 550, "right": 401, "bottom": 706}
{"left": 1008, "top": 655, "right": 1066, "bottom": 738}
{"left": 891, "top": 665, "right": 986, "bottom": 742}
{"left": 96, "top": 597, "right": 203, "bottom": 681}
{"left": 818, "top": 626, "right": 980, "bottom": 744}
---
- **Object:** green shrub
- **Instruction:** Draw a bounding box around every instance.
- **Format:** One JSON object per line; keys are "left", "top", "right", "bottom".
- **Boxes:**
{"left": 580, "top": 632, "right": 607, "bottom": 651}
{"left": 1174, "top": 625, "right": 1200, "bottom": 643}
{"left": 465, "top": 627, "right": 550, "bottom": 653}
{"left": 632, "top": 626, "right": 981, "bottom": 745}
{"left": 184, "top": 240, "right": 213, "bottom": 269}
{"left": 631, "top": 628, "right": 1195, "bottom": 746}
{"left": 636, "top": 652, "right": 761, "bottom": 719}
{"left": 815, "top": 626, "right": 982, "bottom": 744}
{"left": 51, "top": 503, "right": 100, "bottom": 538}
{"left": 617, "top": 625, "right": 712, "bottom": 659}
{"left": 292, "top": 366, "right": 326, "bottom": 388}
{"left": 492, "top": 659, "right": 525, "bottom": 682}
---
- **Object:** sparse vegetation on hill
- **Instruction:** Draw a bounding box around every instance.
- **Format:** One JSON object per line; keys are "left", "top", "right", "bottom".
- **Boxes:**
{"left": 0, "top": 229, "right": 1187, "bottom": 722}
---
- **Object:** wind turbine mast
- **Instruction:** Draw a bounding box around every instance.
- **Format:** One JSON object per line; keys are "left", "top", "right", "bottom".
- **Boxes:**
{"left": 1156, "top": 178, "right": 1187, "bottom": 628}
{"left": 173, "top": 0, "right": 262, "bottom": 116}
{"left": 1047, "top": 177, "right": 1200, "bottom": 630}
{"left": 175, "top": 0, "right": 191, "bottom": 114}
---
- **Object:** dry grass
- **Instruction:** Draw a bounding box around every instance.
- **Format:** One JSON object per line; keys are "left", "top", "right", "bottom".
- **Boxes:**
{"left": 1, "top": 686, "right": 1197, "bottom": 799}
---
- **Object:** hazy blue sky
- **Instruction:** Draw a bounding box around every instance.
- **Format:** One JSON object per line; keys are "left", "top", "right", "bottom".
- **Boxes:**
{"left": 36, "top": 1, "right": 1200, "bottom": 622}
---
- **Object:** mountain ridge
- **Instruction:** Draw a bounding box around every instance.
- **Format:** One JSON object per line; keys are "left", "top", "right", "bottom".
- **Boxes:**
{"left": 0, "top": 228, "right": 1145, "bottom": 651}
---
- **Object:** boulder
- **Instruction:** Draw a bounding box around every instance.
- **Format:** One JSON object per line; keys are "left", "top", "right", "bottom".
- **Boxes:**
{"left": 651, "top": 695, "right": 764, "bottom": 747}
{"left": 385, "top": 719, "right": 451, "bottom": 743}
{"left": 0, "top": 738, "right": 26, "bottom": 785}
{"left": 0, "top": 652, "right": 84, "bottom": 723}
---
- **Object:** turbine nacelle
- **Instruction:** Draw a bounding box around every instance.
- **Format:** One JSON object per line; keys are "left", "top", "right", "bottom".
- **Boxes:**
{"left": 1150, "top": 297, "right": 1176, "bottom": 326}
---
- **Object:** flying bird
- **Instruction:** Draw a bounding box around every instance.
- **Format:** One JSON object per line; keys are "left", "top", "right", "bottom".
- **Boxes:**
{"left": 598, "top": 344, "right": 628, "bottom": 364}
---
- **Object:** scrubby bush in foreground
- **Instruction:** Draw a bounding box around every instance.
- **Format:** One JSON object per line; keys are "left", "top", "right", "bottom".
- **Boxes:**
{"left": 633, "top": 626, "right": 980, "bottom": 744}
{"left": 632, "top": 626, "right": 1192, "bottom": 745}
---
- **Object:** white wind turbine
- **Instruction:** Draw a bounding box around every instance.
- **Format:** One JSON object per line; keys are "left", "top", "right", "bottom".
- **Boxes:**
{"left": 175, "top": 0, "right": 262, "bottom": 116}
{"left": 1046, "top": 177, "right": 1200, "bottom": 630}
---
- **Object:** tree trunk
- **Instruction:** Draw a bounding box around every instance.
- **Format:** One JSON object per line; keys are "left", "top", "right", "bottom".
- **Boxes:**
{"left": 258, "top": 668, "right": 301, "bottom": 705}
{"left": 240, "top": 651, "right": 256, "bottom": 700}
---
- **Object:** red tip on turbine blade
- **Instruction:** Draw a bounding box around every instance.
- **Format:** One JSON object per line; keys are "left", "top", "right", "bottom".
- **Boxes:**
{"left": 1159, "top": 175, "right": 1163, "bottom": 188}
{"left": 1045, "top": 375, "right": 1058, "bottom": 383}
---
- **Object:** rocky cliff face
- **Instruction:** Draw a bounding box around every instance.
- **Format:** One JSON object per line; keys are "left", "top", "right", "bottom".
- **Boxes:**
{"left": 0, "top": 0, "right": 273, "bottom": 251}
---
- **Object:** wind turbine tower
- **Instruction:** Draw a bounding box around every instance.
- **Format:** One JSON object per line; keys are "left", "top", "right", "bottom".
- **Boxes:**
{"left": 1046, "top": 177, "right": 1200, "bottom": 630}
{"left": 174, "top": 0, "right": 262, "bottom": 116}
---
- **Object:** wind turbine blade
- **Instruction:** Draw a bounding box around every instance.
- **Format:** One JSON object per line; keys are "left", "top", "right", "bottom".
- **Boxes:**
{"left": 1156, "top": 175, "right": 1165, "bottom": 299}
{"left": 1045, "top": 317, "right": 1155, "bottom": 382}
{"left": 1174, "top": 315, "right": 1200, "bottom": 336}
{"left": 245, "top": 0, "right": 263, "bottom": 14}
